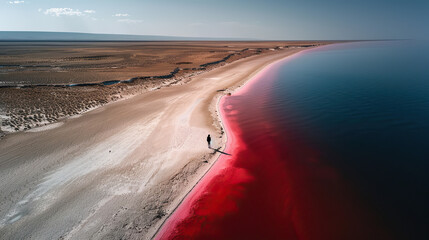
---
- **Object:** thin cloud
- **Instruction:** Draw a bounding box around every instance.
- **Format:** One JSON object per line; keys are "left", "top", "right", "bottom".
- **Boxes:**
{"left": 9, "top": 1, "right": 24, "bottom": 4}
{"left": 114, "top": 13, "right": 129, "bottom": 17}
{"left": 117, "top": 19, "right": 143, "bottom": 24}
{"left": 43, "top": 8, "right": 95, "bottom": 17}
{"left": 44, "top": 8, "right": 83, "bottom": 16}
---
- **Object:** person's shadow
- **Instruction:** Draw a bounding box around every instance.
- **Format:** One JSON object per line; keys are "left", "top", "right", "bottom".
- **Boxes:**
{"left": 210, "top": 146, "right": 231, "bottom": 156}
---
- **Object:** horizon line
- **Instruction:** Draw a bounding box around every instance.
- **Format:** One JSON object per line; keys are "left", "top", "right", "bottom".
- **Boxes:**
{"left": 0, "top": 31, "right": 417, "bottom": 42}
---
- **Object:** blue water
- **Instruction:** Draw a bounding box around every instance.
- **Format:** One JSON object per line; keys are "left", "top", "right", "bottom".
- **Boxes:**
{"left": 268, "top": 41, "right": 429, "bottom": 239}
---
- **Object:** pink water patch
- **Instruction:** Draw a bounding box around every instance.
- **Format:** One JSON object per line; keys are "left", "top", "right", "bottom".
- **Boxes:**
{"left": 155, "top": 52, "right": 392, "bottom": 240}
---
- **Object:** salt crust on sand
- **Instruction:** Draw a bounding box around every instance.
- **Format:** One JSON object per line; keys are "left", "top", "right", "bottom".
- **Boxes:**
{"left": 26, "top": 122, "right": 64, "bottom": 132}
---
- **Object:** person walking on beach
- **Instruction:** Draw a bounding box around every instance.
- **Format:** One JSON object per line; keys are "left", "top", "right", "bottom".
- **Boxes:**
{"left": 207, "top": 134, "right": 211, "bottom": 149}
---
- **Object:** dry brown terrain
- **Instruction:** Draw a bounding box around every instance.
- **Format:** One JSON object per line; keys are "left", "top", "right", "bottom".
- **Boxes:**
{"left": 0, "top": 41, "right": 327, "bottom": 135}
{"left": 0, "top": 41, "right": 322, "bottom": 86}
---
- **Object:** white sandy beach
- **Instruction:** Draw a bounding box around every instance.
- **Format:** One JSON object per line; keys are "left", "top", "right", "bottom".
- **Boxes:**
{"left": 0, "top": 47, "right": 306, "bottom": 239}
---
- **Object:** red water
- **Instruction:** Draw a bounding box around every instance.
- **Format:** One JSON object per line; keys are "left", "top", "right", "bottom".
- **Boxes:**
{"left": 155, "top": 56, "right": 391, "bottom": 240}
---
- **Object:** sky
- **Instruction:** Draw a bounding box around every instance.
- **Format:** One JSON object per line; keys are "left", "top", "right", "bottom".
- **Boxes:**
{"left": 0, "top": 0, "right": 428, "bottom": 40}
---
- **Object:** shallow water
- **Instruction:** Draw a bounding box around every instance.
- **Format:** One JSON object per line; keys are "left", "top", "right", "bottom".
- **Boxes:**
{"left": 157, "top": 41, "right": 429, "bottom": 239}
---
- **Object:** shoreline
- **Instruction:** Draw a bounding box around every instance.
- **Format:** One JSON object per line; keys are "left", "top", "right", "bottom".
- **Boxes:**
{"left": 153, "top": 40, "right": 412, "bottom": 240}
{"left": 152, "top": 45, "right": 326, "bottom": 239}
{"left": 0, "top": 45, "right": 328, "bottom": 240}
